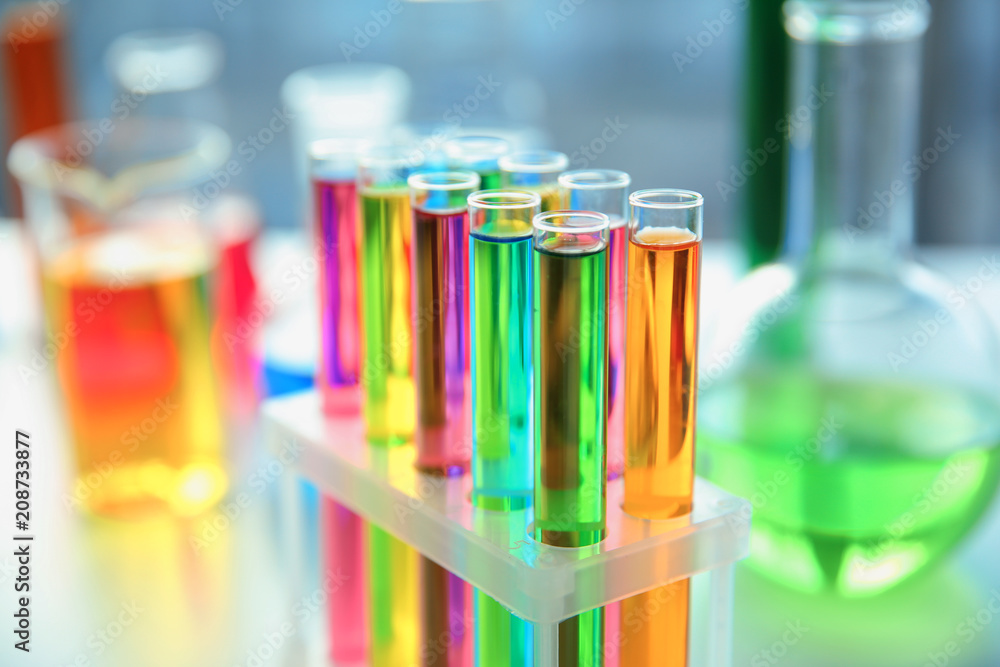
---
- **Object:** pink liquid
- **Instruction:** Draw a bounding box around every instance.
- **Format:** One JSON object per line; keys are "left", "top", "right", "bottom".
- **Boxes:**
{"left": 314, "top": 177, "right": 362, "bottom": 415}
{"left": 322, "top": 496, "right": 369, "bottom": 664}
{"left": 412, "top": 207, "right": 470, "bottom": 474}
{"left": 608, "top": 223, "right": 627, "bottom": 478}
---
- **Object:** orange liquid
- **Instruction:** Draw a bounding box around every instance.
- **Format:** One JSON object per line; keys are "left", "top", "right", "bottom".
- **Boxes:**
{"left": 621, "top": 227, "right": 699, "bottom": 667}
{"left": 623, "top": 228, "right": 699, "bottom": 518}
{"left": 42, "top": 224, "right": 226, "bottom": 517}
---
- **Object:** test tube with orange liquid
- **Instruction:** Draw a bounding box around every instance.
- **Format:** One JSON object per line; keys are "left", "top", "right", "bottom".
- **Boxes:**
{"left": 621, "top": 189, "right": 703, "bottom": 667}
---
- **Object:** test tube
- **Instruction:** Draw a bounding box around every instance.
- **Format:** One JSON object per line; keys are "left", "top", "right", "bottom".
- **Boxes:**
{"left": 357, "top": 145, "right": 423, "bottom": 444}
{"left": 469, "top": 190, "right": 540, "bottom": 667}
{"left": 410, "top": 171, "right": 479, "bottom": 667}
{"left": 445, "top": 135, "right": 511, "bottom": 190}
{"left": 533, "top": 210, "right": 610, "bottom": 666}
{"left": 311, "top": 138, "right": 366, "bottom": 414}
{"left": 620, "top": 189, "right": 703, "bottom": 667}
{"left": 558, "top": 169, "right": 631, "bottom": 479}
{"left": 409, "top": 171, "right": 480, "bottom": 473}
{"left": 499, "top": 150, "right": 569, "bottom": 212}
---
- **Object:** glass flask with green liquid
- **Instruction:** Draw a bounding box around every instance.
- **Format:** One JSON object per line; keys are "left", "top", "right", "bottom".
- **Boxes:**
{"left": 699, "top": 1, "right": 1000, "bottom": 597}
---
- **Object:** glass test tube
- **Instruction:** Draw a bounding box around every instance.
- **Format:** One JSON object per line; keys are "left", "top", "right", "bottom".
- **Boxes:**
{"left": 358, "top": 145, "right": 423, "bottom": 444}
{"left": 358, "top": 146, "right": 422, "bottom": 667}
{"left": 445, "top": 135, "right": 511, "bottom": 190}
{"left": 410, "top": 171, "right": 480, "bottom": 473}
{"left": 499, "top": 150, "right": 568, "bottom": 212}
{"left": 533, "top": 210, "right": 610, "bottom": 667}
{"left": 311, "top": 138, "right": 366, "bottom": 415}
{"left": 469, "top": 190, "right": 540, "bottom": 667}
{"left": 410, "top": 171, "right": 479, "bottom": 667}
{"left": 620, "top": 190, "right": 703, "bottom": 667}
{"left": 558, "top": 169, "right": 631, "bottom": 480}
{"left": 310, "top": 138, "right": 370, "bottom": 665}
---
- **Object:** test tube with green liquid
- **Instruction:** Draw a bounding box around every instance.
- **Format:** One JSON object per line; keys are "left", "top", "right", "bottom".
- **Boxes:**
{"left": 533, "top": 210, "right": 610, "bottom": 666}
{"left": 445, "top": 135, "right": 511, "bottom": 190}
{"left": 499, "top": 150, "right": 569, "bottom": 212}
{"left": 469, "top": 190, "right": 540, "bottom": 667}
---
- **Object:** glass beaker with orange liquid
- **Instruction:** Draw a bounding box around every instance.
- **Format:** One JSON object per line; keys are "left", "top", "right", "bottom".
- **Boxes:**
{"left": 9, "top": 118, "right": 232, "bottom": 517}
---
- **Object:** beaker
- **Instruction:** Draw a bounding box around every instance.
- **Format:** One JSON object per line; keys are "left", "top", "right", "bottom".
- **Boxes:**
{"left": 9, "top": 117, "right": 232, "bottom": 517}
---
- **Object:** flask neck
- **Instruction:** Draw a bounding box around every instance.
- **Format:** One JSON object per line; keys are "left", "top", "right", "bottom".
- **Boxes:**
{"left": 783, "top": 2, "right": 929, "bottom": 271}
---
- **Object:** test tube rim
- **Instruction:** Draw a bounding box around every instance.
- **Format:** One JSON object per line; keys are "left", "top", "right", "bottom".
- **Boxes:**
{"left": 629, "top": 188, "right": 704, "bottom": 210}
{"left": 444, "top": 135, "right": 512, "bottom": 161}
{"left": 408, "top": 170, "right": 481, "bottom": 192}
{"left": 558, "top": 169, "right": 632, "bottom": 191}
{"left": 783, "top": 0, "right": 930, "bottom": 44}
{"left": 358, "top": 143, "right": 424, "bottom": 170}
{"left": 467, "top": 189, "right": 542, "bottom": 210}
{"left": 308, "top": 136, "right": 372, "bottom": 161}
{"left": 532, "top": 209, "right": 611, "bottom": 236}
{"left": 498, "top": 150, "right": 570, "bottom": 174}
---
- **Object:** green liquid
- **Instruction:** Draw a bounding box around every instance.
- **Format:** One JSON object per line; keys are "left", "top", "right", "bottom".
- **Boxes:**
{"left": 699, "top": 371, "right": 1000, "bottom": 595}
{"left": 470, "top": 223, "right": 534, "bottom": 510}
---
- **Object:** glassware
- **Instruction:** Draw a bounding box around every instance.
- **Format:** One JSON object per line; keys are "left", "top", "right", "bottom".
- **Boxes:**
{"left": 445, "top": 135, "right": 511, "bottom": 190}
{"left": 699, "top": 0, "right": 1000, "bottom": 596}
{"left": 740, "top": 0, "right": 790, "bottom": 267}
{"left": 9, "top": 118, "right": 231, "bottom": 517}
{"left": 619, "top": 189, "right": 703, "bottom": 667}
{"left": 559, "top": 169, "right": 631, "bottom": 479}
{"left": 499, "top": 150, "right": 568, "bottom": 212}
{"left": 533, "top": 210, "right": 610, "bottom": 667}
{"left": 468, "top": 190, "right": 540, "bottom": 667}
{"left": 357, "top": 144, "right": 423, "bottom": 445}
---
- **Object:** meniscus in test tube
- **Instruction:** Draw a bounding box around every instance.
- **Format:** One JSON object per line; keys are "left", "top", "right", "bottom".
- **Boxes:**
{"left": 534, "top": 210, "right": 610, "bottom": 667}
{"left": 357, "top": 144, "right": 423, "bottom": 445}
{"left": 499, "top": 150, "right": 569, "bottom": 212}
{"left": 309, "top": 138, "right": 370, "bottom": 665}
{"left": 620, "top": 189, "right": 703, "bottom": 667}
{"left": 445, "top": 135, "right": 511, "bottom": 190}
{"left": 468, "top": 189, "right": 540, "bottom": 667}
{"left": 410, "top": 171, "right": 480, "bottom": 667}
{"left": 558, "top": 169, "right": 631, "bottom": 480}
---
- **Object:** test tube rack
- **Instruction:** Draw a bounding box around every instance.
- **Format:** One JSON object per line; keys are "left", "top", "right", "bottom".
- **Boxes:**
{"left": 263, "top": 390, "right": 751, "bottom": 666}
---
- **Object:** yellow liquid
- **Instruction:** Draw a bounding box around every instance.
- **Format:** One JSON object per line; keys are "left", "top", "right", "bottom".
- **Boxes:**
{"left": 359, "top": 188, "right": 416, "bottom": 444}
{"left": 42, "top": 225, "right": 226, "bottom": 517}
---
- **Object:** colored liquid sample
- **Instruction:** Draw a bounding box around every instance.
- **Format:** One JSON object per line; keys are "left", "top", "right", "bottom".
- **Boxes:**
{"left": 316, "top": 177, "right": 361, "bottom": 414}
{"left": 534, "top": 236, "right": 608, "bottom": 667}
{"left": 535, "top": 186, "right": 562, "bottom": 213}
{"left": 367, "top": 523, "right": 420, "bottom": 666}
{"left": 533, "top": 241, "right": 608, "bottom": 547}
{"left": 41, "top": 224, "right": 226, "bottom": 516}
{"left": 699, "top": 375, "right": 1000, "bottom": 595}
{"left": 322, "top": 496, "right": 368, "bottom": 664}
{"left": 359, "top": 187, "right": 415, "bottom": 444}
{"left": 420, "top": 557, "right": 473, "bottom": 666}
{"left": 478, "top": 170, "right": 503, "bottom": 190}
{"left": 470, "top": 221, "right": 534, "bottom": 510}
{"left": 623, "top": 227, "right": 700, "bottom": 519}
{"left": 475, "top": 593, "right": 532, "bottom": 667}
{"left": 413, "top": 206, "right": 470, "bottom": 473}
{"left": 618, "top": 579, "right": 689, "bottom": 667}
{"left": 606, "top": 222, "right": 627, "bottom": 478}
